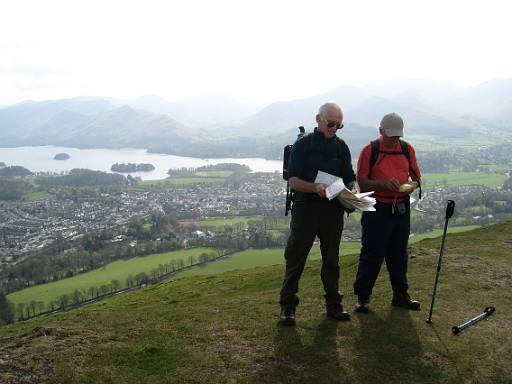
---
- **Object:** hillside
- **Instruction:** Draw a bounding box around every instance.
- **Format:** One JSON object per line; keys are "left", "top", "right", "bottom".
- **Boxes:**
{"left": 0, "top": 98, "right": 195, "bottom": 151}
{"left": 2, "top": 78, "right": 512, "bottom": 159}
{"left": 0, "top": 222, "right": 511, "bottom": 383}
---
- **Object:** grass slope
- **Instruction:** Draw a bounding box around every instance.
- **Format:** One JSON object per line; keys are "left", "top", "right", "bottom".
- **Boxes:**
{"left": 1, "top": 222, "right": 511, "bottom": 383}
{"left": 422, "top": 171, "right": 507, "bottom": 188}
{"left": 8, "top": 247, "right": 214, "bottom": 307}
{"left": 7, "top": 227, "right": 479, "bottom": 308}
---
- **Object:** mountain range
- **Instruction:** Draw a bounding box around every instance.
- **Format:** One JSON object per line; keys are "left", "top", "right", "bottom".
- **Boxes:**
{"left": 1, "top": 78, "right": 511, "bottom": 159}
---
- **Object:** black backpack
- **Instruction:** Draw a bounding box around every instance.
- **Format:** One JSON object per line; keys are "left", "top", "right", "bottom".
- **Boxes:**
{"left": 283, "top": 126, "right": 306, "bottom": 181}
{"left": 283, "top": 127, "right": 345, "bottom": 215}
{"left": 369, "top": 139, "right": 421, "bottom": 198}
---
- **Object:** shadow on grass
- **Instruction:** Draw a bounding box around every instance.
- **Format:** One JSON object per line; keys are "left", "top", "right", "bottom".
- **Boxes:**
{"left": 253, "top": 319, "right": 347, "bottom": 384}
{"left": 352, "top": 308, "right": 442, "bottom": 384}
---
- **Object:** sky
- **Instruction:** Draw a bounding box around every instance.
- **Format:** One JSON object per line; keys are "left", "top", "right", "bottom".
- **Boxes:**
{"left": 1, "top": 0, "right": 511, "bottom": 106}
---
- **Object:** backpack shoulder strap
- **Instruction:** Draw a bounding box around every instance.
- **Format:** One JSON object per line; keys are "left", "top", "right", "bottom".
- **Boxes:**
{"left": 399, "top": 139, "right": 410, "bottom": 163}
{"left": 302, "top": 132, "right": 314, "bottom": 156}
{"left": 369, "top": 139, "right": 380, "bottom": 170}
{"left": 400, "top": 139, "right": 420, "bottom": 181}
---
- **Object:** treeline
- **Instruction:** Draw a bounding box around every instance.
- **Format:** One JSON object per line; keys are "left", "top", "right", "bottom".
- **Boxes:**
{"left": 111, "top": 163, "right": 155, "bottom": 172}
{"left": 37, "top": 169, "right": 127, "bottom": 188}
{"left": 0, "top": 178, "right": 32, "bottom": 200}
{"left": 0, "top": 291, "right": 15, "bottom": 325}
{"left": 0, "top": 165, "right": 32, "bottom": 177}
{"left": 196, "top": 163, "right": 251, "bottom": 172}
{"left": 11, "top": 250, "right": 221, "bottom": 322}
{"left": 167, "top": 163, "right": 251, "bottom": 177}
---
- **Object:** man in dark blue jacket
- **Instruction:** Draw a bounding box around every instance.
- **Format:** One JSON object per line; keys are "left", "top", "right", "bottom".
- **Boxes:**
{"left": 279, "top": 102, "right": 356, "bottom": 326}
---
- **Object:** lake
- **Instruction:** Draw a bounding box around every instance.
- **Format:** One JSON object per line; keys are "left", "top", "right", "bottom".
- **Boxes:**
{"left": 0, "top": 146, "right": 282, "bottom": 180}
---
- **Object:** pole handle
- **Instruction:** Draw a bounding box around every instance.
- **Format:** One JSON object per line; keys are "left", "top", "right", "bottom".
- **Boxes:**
{"left": 445, "top": 200, "right": 455, "bottom": 219}
{"left": 484, "top": 306, "right": 496, "bottom": 315}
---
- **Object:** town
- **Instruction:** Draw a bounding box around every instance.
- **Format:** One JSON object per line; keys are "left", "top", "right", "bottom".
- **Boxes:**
{"left": 1, "top": 167, "right": 511, "bottom": 277}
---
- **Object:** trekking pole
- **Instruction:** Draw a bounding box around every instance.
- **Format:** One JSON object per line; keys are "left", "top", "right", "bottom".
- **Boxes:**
{"left": 426, "top": 200, "right": 455, "bottom": 324}
{"left": 452, "top": 307, "right": 495, "bottom": 335}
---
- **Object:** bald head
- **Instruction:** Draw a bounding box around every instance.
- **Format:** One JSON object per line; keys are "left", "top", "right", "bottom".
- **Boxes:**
{"left": 316, "top": 101, "right": 344, "bottom": 139}
{"left": 318, "top": 102, "right": 343, "bottom": 120}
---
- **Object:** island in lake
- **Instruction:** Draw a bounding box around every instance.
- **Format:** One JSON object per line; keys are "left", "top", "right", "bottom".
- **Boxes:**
{"left": 54, "top": 153, "right": 70, "bottom": 160}
{"left": 111, "top": 163, "right": 155, "bottom": 173}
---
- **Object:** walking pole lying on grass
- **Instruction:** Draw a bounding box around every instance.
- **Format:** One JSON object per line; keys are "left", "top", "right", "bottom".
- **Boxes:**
{"left": 452, "top": 307, "right": 496, "bottom": 335}
{"left": 426, "top": 200, "right": 455, "bottom": 324}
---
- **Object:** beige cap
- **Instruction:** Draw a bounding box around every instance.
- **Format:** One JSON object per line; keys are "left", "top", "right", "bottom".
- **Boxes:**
{"left": 380, "top": 112, "right": 404, "bottom": 137}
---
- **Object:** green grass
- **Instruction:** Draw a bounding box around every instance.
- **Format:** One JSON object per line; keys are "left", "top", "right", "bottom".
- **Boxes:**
{"left": 409, "top": 225, "right": 480, "bottom": 242}
{"left": 198, "top": 215, "right": 264, "bottom": 227}
{"left": 8, "top": 226, "right": 478, "bottom": 308}
{"left": 178, "top": 227, "right": 480, "bottom": 279}
{"left": 1, "top": 222, "right": 511, "bottom": 383}
{"left": 178, "top": 242, "right": 361, "bottom": 278}
{"left": 194, "top": 171, "right": 232, "bottom": 177}
{"left": 139, "top": 177, "right": 225, "bottom": 186}
{"left": 7, "top": 247, "right": 214, "bottom": 307}
{"left": 24, "top": 191, "right": 49, "bottom": 201}
{"left": 422, "top": 171, "right": 507, "bottom": 188}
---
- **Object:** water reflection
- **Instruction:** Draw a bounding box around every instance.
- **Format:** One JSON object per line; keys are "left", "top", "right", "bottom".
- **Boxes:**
{"left": 0, "top": 146, "right": 282, "bottom": 180}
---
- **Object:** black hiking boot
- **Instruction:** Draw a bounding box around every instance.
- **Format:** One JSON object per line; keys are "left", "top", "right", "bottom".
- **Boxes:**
{"left": 325, "top": 293, "right": 351, "bottom": 321}
{"left": 278, "top": 306, "right": 296, "bottom": 326}
{"left": 392, "top": 291, "right": 421, "bottom": 310}
{"left": 355, "top": 295, "right": 370, "bottom": 314}
{"left": 326, "top": 303, "right": 351, "bottom": 321}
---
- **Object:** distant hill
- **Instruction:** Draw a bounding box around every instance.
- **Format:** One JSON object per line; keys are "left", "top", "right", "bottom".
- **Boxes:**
{"left": 0, "top": 98, "right": 196, "bottom": 150}
{"left": 0, "top": 221, "right": 510, "bottom": 383}
{"left": 112, "top": 94, "right": 262, "bottom": 130}
{"left": 1, "top": 78, "right": 512, "bottom": 158}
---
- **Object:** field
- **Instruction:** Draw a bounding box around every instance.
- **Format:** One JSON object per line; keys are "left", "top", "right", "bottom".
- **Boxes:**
{"left": 139, "top": 177, "right": 225, "bottom": 186}
{"left": 24, "top": 191, "right": 49, "bottom": 201}
{"left": 7, "top": 226, "right": 480, "bottom": 309}
{"left": 139, "top": 169, "right": 233, "bottom": 186}
{"left": 422, "top": 171, "right": 507, "bottom": 188}
{"left": 1, "top": 222, "right": 511, "bottom": 383}
{"left": 178, "top": 226, "right": 479, "bottom": 278}
{"left": 7, "top": 247, "right": 214, "bottom": 307}
{"left": 178, "top": 243, "right": 361, "bottom": 279}
{"left": 197, "top": 215, "right": 264, "bottom": 227}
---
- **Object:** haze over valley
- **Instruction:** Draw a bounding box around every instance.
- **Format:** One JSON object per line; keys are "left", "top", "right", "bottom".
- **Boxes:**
{"left": 2, "top": 78, "right": 512, "bottom": 159}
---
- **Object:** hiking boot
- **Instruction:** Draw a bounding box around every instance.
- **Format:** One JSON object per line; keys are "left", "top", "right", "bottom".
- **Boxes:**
{"left": 355, "top": 295, "right": 370, "bottom": 314}
{"left": 392, "top": 291, "right": 421, "bottom": 310}
{"left": 278, "top": 306, "right": 296, "bottom": 326}
{"left": 326, "top": 303, "right": 351, "bottom": 321}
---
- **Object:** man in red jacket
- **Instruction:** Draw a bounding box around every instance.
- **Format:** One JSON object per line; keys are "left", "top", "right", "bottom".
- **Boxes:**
{"left": 353, "top": 112, "right": 421, "bottom": 313}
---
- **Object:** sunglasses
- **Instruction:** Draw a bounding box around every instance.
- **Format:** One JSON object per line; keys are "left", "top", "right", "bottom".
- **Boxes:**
{"left": 325, "top": 120, "right": 344, "bottom": 129}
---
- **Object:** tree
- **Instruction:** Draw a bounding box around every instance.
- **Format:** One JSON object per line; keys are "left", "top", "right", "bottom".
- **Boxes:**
{"left": 0, "top": 291, "right": 15, "bottom": 324}
{"left": 71, "top": 289, "right": 84, "bottom": 305}
{"left": 199, "top": 252, "right": 209, "bottom": 265}
{"left": 111, "top": 279, "right": 121, "bottom": 292}
{"left": 126, "top": 275, "right": 135, "bottom": 288}
{"left": 135, "top": 272, "right": 149, "bottom": 286}
{"left": 36, "top": 301, "right": 45, "bottom": 315}
{"left": 87, "top": 286, "right": 97, "bottom": 299}
{"left": 58, "top": 294, "right": 70, "bottom": 308}
{"left": 16, "top": 303, "right": 26, "bottom": 320}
